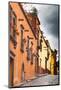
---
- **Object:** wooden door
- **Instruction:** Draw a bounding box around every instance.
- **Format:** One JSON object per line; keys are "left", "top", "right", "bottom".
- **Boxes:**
{"left": 10, "top": 57, "right": 14, "bottom": 86}
{"left": 21, "top": 63, "right": 25, "bottom": 81}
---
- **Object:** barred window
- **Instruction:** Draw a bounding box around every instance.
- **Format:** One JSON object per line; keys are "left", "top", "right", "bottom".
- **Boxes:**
{"left": 40, "top": 39, "right": 42, "bottom": 51}
{"left": 9, "top": 5, "right": 17, "bottom": 49}
{"left": 27, "top": 36, "right": 30, "bottom": 60}
{"left": 13, "top": 17, "right": 17, "bottom": 48}
{"left": 20, "top": 25, "right": 24, "bottom": 52}
{"left": 26, "top": 36, "right": 33, "bottom": 61}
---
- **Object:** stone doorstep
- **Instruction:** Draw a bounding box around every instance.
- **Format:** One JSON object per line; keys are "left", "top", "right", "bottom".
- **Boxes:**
{"left": 13, "top": 74, "right": 48, "bottom": 87}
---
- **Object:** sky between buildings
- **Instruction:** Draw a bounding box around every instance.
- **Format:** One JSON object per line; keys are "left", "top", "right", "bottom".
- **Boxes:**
{"left": 22, "top": 3, "right": 59, "bottom": 52}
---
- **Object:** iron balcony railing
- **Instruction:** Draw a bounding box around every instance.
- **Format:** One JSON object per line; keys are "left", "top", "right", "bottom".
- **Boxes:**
{"left": 10, "top": 33, "right": 17, "bottom": 49}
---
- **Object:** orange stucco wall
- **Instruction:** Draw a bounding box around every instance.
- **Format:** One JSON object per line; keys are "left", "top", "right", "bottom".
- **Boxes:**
{"left": 9, "top": 2, "right": 38, "bottom": 86}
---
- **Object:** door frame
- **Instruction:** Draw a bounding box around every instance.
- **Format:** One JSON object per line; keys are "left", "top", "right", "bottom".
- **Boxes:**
{"left": 21, "top": 63, "right": 25, "bottom": 81}
{"left": 9, "top": 57, "right": 14, "bottom": 87}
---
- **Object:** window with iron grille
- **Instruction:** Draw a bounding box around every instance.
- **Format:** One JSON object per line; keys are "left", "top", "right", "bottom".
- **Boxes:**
{"left": 37, "top": 36, "right": 42, "bottom": 50}
{"left": 26, "top": 36, "right": 30, "bottom": 60}
{"left": 26, "top": 36, "right": 33, "bottom": 61}
{"left": 40, "top": 39, "right": 42, "bottom": 51}
{"left": 13, "top": 17, "right": 17, "bottom": 49}
{"left": 9, "top": 5, "right": 17, "bottom": 49}
{"left": 20, "top": 25, "right": 24, "bottom": 52}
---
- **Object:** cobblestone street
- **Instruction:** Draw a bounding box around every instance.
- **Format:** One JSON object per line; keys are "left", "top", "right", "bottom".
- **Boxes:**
{"left": 21, "top": 74, "right": 59, "bottom": 87}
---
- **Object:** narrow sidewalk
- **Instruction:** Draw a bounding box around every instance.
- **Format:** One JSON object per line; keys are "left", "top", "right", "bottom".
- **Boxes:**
{"left": 13, "top": 73, "right": 48, "bottom": 87}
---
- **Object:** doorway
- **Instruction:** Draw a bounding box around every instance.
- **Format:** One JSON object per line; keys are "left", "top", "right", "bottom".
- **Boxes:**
{"left": 21, "top": 63, "right": 25, "bottom": 81}
{"left": 9, "top": 57, "right": 14, "bottom": 86}
{"left": 45, "top": 57, "right": 48, "bottom": 71}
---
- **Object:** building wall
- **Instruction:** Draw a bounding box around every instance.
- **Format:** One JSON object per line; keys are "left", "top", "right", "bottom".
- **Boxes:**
{"left": 50, "top": 51, "right": 57, "bottom": 75}
{"left": 41, "top": 39, "right": 47, "bottom": 69}
{"left": 38, "top": 30, "right": 49, "bottom": 73}
{"left": 9, "top": 2, "right": 57, "bottom": 87}
{"left": 9, "top": 2, "right": 37, "bottom": 86}
{"left": 47, "top": 48, "right": 52, "bottom": 73}
{"left": 50, "top": 52, "right": 55, "bottom": 75}
{"left": 39, "top": 30, "right": 42, "bottom": 67}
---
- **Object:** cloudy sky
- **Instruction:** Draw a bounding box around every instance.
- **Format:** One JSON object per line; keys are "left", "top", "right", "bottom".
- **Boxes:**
{"left": 22, "top": 3, "right": 59, "bottom": 51}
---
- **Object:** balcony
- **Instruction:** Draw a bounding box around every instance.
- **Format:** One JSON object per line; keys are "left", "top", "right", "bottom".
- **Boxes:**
{"left": 10, "top": 50, "right": 15, "bottom": 60}
{"left": 20, "top": 38, "right": 26, "bottom": 53}
{"left": 10, "top": 34, "right": 17, "bottom": 49}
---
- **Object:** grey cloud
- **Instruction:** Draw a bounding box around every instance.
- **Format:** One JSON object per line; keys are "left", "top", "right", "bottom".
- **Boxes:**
{"left": 38, "top": 5, "right": 59, "bottom": 38}
{"left": 22, "top": 3, "right": 59, "bottom": 50}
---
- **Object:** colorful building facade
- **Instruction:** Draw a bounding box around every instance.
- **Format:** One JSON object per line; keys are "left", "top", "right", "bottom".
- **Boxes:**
{"left": 9, "top": 2, "right": 58, "bottom": 87}
{"left": 9, "top": 2, "right": 40, "bottom": 87}
{"left": 50, "top": 49, "right": 57, "bottom": 75}
{"left": 38, "top": 30, "right": 50, "bottom": 74}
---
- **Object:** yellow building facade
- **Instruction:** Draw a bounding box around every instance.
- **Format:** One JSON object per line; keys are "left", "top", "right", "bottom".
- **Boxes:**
{"left": 50, "top": 50, "right": 57, "bottom": 75}
{"left": 38, "top": 29, "right": 57, "bottom": 75}
{"left": 38, "top": 30, "right": 49, "bottom": 73}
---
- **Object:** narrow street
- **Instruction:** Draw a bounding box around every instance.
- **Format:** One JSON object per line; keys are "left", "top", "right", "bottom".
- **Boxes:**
{"left": 21, "top": 74, "right": 59, "bottom": 86}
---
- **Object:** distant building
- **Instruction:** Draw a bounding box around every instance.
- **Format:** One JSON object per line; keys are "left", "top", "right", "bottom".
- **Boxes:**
{"left": 38, "top": 30, "right": 50, "bottom": 74}
{"left": 50, "top": 49, "right": 57, "bottom": 75}
{"left": 38, "top": 30, "right": 57, "bottom": 75}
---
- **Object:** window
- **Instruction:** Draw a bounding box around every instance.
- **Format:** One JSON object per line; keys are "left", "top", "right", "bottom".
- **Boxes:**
{"left": 36, "top": 31, "right": 38, "bottom": 38}
{"left": 45, "top": 57, "right": 48, "bottom": 70}
{"left": 31, "top": 54, "right": 33, "bottom": 64}
{"left": 10, "top": 50, "right": 15, "bottom": 57}
{"left": 47, "top": 49, "right": 50, "bottom": 59}
{"left": 13, "top": 16, "right": 17, "bottom": 48}
{"left": 31, "top": 53, "right": 36, "bottom": 65}
{"left": 40, "top": 39, "right": 42, "bottom": 51}
{"left": 26, "top": 36, "right": 33, "bottom": 61}
{"left": 20, "top": 25, "right": 24, "bottom": 52}
{"left": 26, "top": 36, "right": 30, "bottom": 60}
{"left": 39, "top": 36, "right": 42, "bottom": 51}
{"left": 9, "top": 5, "right": 17, "bottom": 49}
{"left": 37, "top": 36, "right": 42, "bottom": 50}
